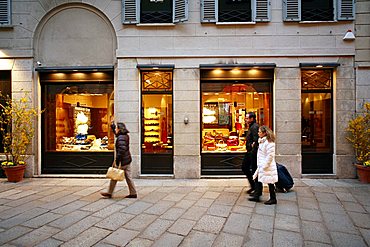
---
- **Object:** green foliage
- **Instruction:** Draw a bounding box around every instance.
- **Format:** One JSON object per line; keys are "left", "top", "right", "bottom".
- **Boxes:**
{"left": 346, "top": 102, "right": 370, "bottom": 165}
{"left": 0, "top": 92, "right": 40, "bottom": 166}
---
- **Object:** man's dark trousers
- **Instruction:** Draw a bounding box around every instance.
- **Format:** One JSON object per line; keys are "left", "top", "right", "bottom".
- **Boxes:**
{"left": 242, "top": 152, "right": 257, "bottom": 190}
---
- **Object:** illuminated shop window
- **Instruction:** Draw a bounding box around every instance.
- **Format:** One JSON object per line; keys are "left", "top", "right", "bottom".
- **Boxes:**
{"left": 43, "top": 83, "right": 114, "bottom": 152}
{"left": 201, "top": 81, "right": 272, "bottom": 153}
{"left": 141, "top": 70, "right": 173, "bottom": 154}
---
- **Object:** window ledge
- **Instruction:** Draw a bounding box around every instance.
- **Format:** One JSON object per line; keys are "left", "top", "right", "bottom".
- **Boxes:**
{"left": 216, "top": 22, "right": 256, "bottom": 25}
{"left": 299, "top": 21, "right": 338, "bottom": 24}
{"left": 0, "top": 24, "right": 14, "bottom": 29}
{"left": 137, "top": 23, "right": 175, "bottom": 27}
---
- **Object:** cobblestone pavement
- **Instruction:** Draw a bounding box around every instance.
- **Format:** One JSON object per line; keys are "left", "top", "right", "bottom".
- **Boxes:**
{"left": 0, "top": 178, "right": 369, "bottom": 247}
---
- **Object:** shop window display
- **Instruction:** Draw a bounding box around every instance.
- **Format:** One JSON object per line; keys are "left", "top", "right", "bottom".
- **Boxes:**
{"left": 201, "top": 82, "right": 272, "bottom": 153}
{"left": 44, "top": 84, "right": 114, "bottom": 152}
{"left": 141, "top": 70, "right": 173, "bottom": 154}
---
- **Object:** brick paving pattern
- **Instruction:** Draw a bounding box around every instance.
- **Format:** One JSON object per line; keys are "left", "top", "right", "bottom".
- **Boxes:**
{"left": 0, "top": 178, "right": 369, "bottom": 246}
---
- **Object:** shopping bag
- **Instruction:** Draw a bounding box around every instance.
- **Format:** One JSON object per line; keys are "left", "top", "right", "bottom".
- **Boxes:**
{"left": 106, "top": 163, "right": 125, "bottom": 181}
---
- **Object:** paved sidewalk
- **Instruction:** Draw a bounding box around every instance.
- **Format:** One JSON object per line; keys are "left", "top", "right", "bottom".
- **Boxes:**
{"left": 0, "top": 178, "right": 369, "bottom": 247}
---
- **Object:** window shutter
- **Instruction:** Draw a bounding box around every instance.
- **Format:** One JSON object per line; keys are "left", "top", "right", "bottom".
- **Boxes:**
{"left": 337, "top": 0, "right": 354, "bottom": 20}
{"left": 122, "top": 0, "right": 139, "bottom": 24}
{"left": 254, "top": 0, "right": 270, "bottom": 22}
{"left": 283, "top": 0, "right": 301, "bottom": 21}
{"left": 0, "top": 0, "right": 10, "bottom": 25}
{"left": 173, "top": 0, "right": 188, "bottom": 23}
{"left": 201, "top": 0, "right": 217, "bottom": 23}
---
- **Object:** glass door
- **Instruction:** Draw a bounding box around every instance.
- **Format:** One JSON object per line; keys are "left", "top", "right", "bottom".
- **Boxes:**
{"left": 141, "top": 70, "right": 173, "bottom": 174}
{"left": 301, "top": 70, "right": 333, "bottom": 174}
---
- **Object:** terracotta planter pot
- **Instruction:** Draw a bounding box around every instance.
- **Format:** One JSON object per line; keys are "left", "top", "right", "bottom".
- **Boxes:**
{"left": 356, "top": 164, "right": 370, "bottom": 184}
{"left": 2, "top": 165, "right": 26, "bottom": 182}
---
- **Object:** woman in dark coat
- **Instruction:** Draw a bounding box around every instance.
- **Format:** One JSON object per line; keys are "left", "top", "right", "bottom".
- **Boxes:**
{"left": 101, "top": 122, "right": 137, "bottom": 198}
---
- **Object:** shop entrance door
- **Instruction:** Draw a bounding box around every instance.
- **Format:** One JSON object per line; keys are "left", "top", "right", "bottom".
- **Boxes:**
{"left": 140, "top": 69, "right": 173, "bottom": 174}
{"left": 301, "top": 69, "right": 333, "bottom": 174}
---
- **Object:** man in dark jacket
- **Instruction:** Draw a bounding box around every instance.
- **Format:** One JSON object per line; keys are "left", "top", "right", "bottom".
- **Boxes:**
{"left": 242, "top": 112, "right": 259, "bottom": 194}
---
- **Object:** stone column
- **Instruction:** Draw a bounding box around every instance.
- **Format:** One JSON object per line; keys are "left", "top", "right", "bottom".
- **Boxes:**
{"left": 116, "top": 59, "right": 141, "bottom": 177}
{"left": 274, "top": 67, "right": 302, "bottom": 177}
{"left": 173, "top": 68, "right": 201, "bottom": 178}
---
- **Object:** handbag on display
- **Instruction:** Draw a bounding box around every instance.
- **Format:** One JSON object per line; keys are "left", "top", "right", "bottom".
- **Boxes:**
{"left": 106, "top": 162, "right": 125, "bottom": 181}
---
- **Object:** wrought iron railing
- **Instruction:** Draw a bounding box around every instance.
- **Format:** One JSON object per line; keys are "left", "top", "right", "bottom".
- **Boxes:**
{"left": 141, "top": 11, "right": 172, "bottom": 23}
{"left": 219, "top": 9, "right": 252, "bottom": 22}
{"left": 302, "top": 8, "right": 333, "bottom": 21}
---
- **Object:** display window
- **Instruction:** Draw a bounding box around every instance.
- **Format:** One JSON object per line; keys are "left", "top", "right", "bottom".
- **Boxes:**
{"left": 301, "top": 69, "right": 333, "bottom": 153}
{"left": 43, "top": 83, "right": 114, "bottom": 152}
{"left": 201, "top": 81, "right": 272, "bottom": 153}
{"left": 141, "top": 70, "right": 173, "bottom": 154}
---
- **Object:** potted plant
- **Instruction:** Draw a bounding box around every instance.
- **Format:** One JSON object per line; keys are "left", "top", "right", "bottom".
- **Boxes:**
{"left": 346, "top": 102, "right": 370, "bottom": 183}
{"left": 0, "top": 92, "right": 39, "bottom": 182}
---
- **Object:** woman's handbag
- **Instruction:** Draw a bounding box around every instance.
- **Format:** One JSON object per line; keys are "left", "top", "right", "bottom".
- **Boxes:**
{"left": 106, "top": 162, "right": 125, "bottom": 181}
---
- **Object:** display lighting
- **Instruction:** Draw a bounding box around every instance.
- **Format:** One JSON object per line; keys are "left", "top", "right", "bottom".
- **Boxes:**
{"left": 249, "top": 69, "right": 259, "bottom": 75}
{"left": 148, "top": 107, "right": 157, "bottom": 114}
{"left": 203, "top": 108, "right": 216, "bottom": 115}
{"left": 231, "top": 68, "right": 241, "bottom": 74}
{"left": 203, "top": 107, "right": 217, "bottom": 124}
{"left": 203, "top": 115, "right": 217, "bottom": 124}
{"left": 212, "top": 69, "right": 223, "bottom": 75}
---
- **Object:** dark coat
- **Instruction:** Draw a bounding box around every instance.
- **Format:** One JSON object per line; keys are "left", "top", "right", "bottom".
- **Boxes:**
{"left": 111, "top": 123, "right": 132, "bottom": 166}
{"left": 246, "top": 121, "right": 259, "bottom": 154}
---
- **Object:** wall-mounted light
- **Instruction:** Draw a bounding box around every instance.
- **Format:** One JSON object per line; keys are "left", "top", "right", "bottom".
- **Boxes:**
{"left": 343, "top": 30, "right": 355, "bottom": 41}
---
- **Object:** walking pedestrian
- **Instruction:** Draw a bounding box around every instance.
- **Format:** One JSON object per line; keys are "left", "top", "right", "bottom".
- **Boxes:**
{"left": 249, "top": 125, "right": 278, "bottom": 205}
{"left": 101, "top": 122, "right": 137, "bottom": 199}
{"left": 242, "top": 112, "right": 259, "bottom": 194}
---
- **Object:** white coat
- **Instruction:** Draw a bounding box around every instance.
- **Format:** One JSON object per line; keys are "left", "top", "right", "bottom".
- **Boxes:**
{"left": 253, "top": 137, "right": 278, "bottom": 184}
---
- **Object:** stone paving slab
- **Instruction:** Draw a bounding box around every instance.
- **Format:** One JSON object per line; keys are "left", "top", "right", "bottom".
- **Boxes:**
{"left": 0, "top": 178, "right": 369, "bottom": 246}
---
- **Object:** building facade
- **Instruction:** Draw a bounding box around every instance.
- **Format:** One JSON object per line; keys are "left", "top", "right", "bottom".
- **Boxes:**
{"left": 0, "top": 0, "right": 366, "bottom": 179}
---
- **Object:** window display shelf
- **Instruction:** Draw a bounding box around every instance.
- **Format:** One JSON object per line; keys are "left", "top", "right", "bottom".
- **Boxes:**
{"left": 144, "top": 107, "right": 161, "bottom": 143}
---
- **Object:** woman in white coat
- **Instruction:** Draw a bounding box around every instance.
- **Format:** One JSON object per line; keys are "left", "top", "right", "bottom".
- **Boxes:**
{"left": 248, "top": 126, "right": 278, "bottom": 205}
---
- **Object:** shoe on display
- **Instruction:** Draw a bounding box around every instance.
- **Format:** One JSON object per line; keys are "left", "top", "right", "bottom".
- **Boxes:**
{"left": 100, "top": 192, "right": 112, "bottom": 198}
{"left": 264, "top": 199, "right": 277, "bottom": 205}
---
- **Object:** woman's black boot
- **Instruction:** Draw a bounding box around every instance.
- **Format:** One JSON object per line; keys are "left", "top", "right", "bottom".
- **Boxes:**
{"left": 264, "top": 184, "right": 277, "bottom": 205}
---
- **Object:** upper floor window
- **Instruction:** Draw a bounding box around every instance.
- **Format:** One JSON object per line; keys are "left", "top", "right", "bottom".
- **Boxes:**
{"left": 0, "top": 0, "right": 11, "bottom": 25}
{"left": 283, "top": 0, "right": 354, "bottom": 22}
{"left": 201, "top": 0, "right": 270, "bottom": 23}
{"left": 122, "top": 0, "right": 188, "bottom": 24}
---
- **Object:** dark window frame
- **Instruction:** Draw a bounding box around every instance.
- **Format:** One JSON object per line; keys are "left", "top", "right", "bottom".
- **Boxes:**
{"left": 0, "top": 70, "right": 11, "bottom": 153}
{"left": 301, "top": 0, "right": 334, "bottom": 21}
{"left": 218, "top": 0, "right": 252, "bottom": 22}
{"left": 140, "top": 0, "right": 173, "bottom": 23}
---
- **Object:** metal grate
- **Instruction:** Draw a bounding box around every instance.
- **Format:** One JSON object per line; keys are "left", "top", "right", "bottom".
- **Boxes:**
{"left": 302, "top": 8, "right": 333, "bottom": 21}
{"left": 141, "top": 11, "right": 172, "bottom": 23}
{"left": 142, "top": 71, "right": 173, "bottom": 91}
{"left": 219, "top": 9, "right": 251, "bottom": 22}
{"left": 301, "top": 70, "right": 332, "bottom": 90}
